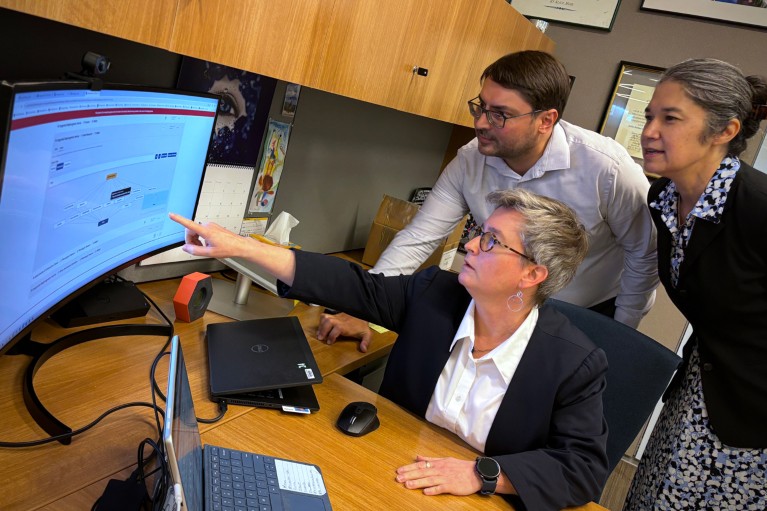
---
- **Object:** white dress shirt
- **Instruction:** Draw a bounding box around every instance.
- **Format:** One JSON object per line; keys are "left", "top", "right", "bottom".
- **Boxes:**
{"left": 373, "top": 121, "right": 658, "bottom": 328}
{"left": 425, "top": 300, "right": 539, "bottom": 452}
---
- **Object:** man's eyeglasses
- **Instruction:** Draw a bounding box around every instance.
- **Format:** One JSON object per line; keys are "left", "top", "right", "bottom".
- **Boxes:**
{"left": 467, "top": 97, "right": 542, "bottom": 129}
{"left": 478, "top": 231, "right": 535, "bottom": 263}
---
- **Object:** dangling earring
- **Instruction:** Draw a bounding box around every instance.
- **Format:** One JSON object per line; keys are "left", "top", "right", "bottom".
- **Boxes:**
{"left": 507, "top": 290, "right": 524, "bottom": 313}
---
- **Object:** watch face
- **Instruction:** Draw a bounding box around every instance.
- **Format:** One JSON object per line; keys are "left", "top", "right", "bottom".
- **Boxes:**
{"left": 477, "top": 457, "right": 501, "bottom": 478}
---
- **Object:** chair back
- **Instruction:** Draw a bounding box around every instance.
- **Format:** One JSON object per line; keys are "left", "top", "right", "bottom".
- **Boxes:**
{"left": 546, "top": 299, "right": 682, "bottom": 472}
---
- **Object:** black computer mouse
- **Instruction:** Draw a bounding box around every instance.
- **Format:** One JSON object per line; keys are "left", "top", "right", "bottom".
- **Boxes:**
{"left": 336, "top": 401, "right": 380, "bottom": 437}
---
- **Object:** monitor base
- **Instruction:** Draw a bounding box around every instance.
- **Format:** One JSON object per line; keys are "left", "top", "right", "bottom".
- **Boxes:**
{"left": 207, "top": 276, "right": 294, "bottom": 321}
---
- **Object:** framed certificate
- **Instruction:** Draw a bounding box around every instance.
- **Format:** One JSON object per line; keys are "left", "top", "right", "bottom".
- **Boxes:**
{"left": 599, "top": 62, "right": 665, "bottom": 168}
{"left": 642, "top": 0, "right": 767, "bottom": 30}
{"left": 509, "top": 0, "right": 622, "bottom": 30}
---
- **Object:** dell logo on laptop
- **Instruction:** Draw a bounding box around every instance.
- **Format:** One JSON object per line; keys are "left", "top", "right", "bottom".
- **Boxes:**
{"left": 250, "top": 344, "right": 269, "bottom": 353}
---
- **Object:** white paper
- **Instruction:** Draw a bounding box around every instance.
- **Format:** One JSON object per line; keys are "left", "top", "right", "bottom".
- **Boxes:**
{"left": 239, "top": 217, "right": 268, "bottom": 236}
{"left": 275, "top": 460, "right": 327, "bottom": 495}
{"left": 614, "top": 84, "right": 655, "bottom": 160}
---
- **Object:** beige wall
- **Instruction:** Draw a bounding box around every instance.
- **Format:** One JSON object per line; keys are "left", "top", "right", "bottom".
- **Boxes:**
{"left": 545, "top": 0, "right": 767, "bottom": 132}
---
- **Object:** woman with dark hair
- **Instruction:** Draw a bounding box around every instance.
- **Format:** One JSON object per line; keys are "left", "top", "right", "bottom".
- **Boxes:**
{"left": 624, "top": 58, "right": 767, "bottom": 510}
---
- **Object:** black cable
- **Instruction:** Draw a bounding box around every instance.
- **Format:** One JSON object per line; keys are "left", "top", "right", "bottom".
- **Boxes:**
{"left": 138, "top": 437, "right": 169, "bottom": 511}
{"left": 0, "top": 402, "right": 164, "bottom": 448}
{"left": 197, "top": 399, "right": 228, "bottom": 424}
{"left": 1, "top": 283, "right": 174, "bottom": 449}
{"left": 135, "top": 286, "right": 176, "bottom": 402}
{"left": 149, "top": 351, "right": 170, "bottom": 435}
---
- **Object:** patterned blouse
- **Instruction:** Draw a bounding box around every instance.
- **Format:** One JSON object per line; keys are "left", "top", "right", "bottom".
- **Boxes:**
{"left": 648, "top": 157, "right": 740, "bottom": 288}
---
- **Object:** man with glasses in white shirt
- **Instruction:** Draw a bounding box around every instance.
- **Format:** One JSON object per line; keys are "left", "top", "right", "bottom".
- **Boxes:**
{"left": 319, "top": 50, "right": 657, "bottom": 352}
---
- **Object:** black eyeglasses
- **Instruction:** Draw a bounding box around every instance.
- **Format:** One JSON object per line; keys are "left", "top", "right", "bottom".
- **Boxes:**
{"left": 467, "top": 97, "right": 542, "bottom": 129}
{"left": 478, "top": 231, "right": 535, "bottom": 263}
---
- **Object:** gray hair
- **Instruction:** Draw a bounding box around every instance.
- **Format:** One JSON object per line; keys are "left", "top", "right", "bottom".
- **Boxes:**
{"left": 659, "top": 58, "right": 767, "bottom": 156}
{"left": 487, "top": 189, "right": 588, "bottom": 306}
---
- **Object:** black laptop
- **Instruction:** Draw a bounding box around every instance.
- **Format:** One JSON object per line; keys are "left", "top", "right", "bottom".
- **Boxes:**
{"left": 206, "top": 317, "right": 323, "bottom": 398}
{"left": 218, "top": 385, "right": 320, "bottom": 414}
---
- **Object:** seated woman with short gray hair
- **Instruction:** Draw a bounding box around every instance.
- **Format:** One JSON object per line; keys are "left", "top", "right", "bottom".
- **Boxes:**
{"left": 170, "top": 188, "right": 608, "bottom": 510}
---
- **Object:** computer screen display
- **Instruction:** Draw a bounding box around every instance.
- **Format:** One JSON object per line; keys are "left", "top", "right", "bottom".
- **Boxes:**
{"left": 0, "top": 80, "right": 218, "bottom": 354}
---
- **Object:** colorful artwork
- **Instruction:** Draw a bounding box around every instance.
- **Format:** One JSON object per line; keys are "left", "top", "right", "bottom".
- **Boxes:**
{"left": 177, "top": 57, "right": 277, "bottom": 166}
{"left": 249, "top": 120, "right": 291, "bottom": 214}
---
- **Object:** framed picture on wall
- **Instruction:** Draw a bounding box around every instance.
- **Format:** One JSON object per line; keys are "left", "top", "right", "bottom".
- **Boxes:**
{"left": 751, "top": 124, "right": 767, "bottom": 171}
{"left": 509, "top": 0, "right": 622, "bottom": 30}
{"left": 177, "top": 56, "right": 277, "bottom": 166}
{"left": 599, "top": 62, "right": 665, "bottom": 169}
{"left": 642, "top": 0, "right": 767, "bottom": 29}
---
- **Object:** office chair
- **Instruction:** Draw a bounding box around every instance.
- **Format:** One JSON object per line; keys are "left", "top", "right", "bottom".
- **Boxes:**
{"left": 546, "top": 299, "right": 682, "bottom": 473}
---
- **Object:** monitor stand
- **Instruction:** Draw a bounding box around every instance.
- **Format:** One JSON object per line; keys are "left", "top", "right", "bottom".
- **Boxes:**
{"left": 207, "top": 273, "right": 294, "bottom": 321}
{"left": 50, "top": 280, "right": 149, "bottom": 328}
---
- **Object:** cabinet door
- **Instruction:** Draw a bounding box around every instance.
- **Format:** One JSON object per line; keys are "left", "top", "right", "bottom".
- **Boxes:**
{"left": 315, "top": 0, "right": 553, "bottom": 126}
{"left": 312, "top": 0, "right": 428, "bottom": 111}
{"left": 0, "top": 0, "right": 177, "bottom": 48}
{"left": 169, "top": 0, "right": 332, "bottom": 87}
{"left": 450, "top": 0, "right": 556, "bottom": 126}
{"left": 393, "top": 0, "right": 492, "bottom": 123}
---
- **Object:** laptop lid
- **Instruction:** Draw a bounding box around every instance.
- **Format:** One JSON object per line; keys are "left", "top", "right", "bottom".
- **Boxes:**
{"left": 163, "top": 336, "right": 333, "bottom": 511}
{"left": 218, "top": 384, "right": 320, "bottom": 414}
{"left": 206, "top": 316, "right": 322, "bottom": 396}
{"left": 163, "top": 335, "right": 205, "bottom": 511}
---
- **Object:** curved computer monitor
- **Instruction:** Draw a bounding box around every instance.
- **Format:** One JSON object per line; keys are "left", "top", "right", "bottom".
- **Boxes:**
{"left": 0, "top": 79, "right": 219, "bottom": 355}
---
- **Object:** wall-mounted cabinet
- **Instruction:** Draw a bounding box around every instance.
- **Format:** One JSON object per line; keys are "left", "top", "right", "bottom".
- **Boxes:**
{"left": 170, "top": 0, "right": 331, "bottom": 88}
{"left": 0, "top": 0, "right": 177, "bottom": 49}
{"left": 0, "top": 0, "right": 554, "bottom": 127}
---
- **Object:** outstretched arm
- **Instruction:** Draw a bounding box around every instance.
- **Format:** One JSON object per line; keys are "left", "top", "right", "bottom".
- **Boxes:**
{"left": 169, "top": 213, "right": 296, "bottom": 286}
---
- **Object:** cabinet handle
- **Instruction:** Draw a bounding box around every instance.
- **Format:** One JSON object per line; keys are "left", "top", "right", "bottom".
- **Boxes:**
{"left": 412, "top": 66, "right": 429, "bottom": 77}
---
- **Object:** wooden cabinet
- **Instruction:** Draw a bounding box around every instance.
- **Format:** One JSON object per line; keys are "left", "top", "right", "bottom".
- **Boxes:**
{"left": 169, "top": 0, "right": 555, "bottom": 126}
{"left": 452, "top": 0, "right": 555, "bottom": 123}
{"left": 0, "top": 0, "right": 554, "bottom": 127}
{"left": 170, "top": 0, "right": 331, "bottom": 87}
{"left": 0, "top": 0, "right": 177, "bottom": 49}
{"left": 316, "top": 0, "right": 483, "bottom": 125}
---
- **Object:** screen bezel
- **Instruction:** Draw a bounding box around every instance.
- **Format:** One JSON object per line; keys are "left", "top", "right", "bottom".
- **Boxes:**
{"left": 0, "top": 79, "right": 218, "bottom": 355}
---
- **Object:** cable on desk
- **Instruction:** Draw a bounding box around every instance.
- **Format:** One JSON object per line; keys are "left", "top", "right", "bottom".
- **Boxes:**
{"left": 138, "top": 437, "right": 169, "bottom": 511}
{"left": 196, "top": 399, "right": 228, "bottom": 424}
{"left": 0, "top": 402, "right": 164, "bottom": 448}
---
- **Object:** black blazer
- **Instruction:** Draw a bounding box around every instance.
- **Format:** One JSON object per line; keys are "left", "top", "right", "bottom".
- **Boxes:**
{"left": 279, "top": 250, "right": 608, "bottom": 510}
{"left": 649, "top": 163, "right": 767, "bottom": 448}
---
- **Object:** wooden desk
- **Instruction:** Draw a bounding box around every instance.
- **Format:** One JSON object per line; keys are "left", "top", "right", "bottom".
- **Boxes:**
{"left": 203, "top": 373, "right": 605, "bottom": 511}
{"left": 0, "top": 275, "right": 396, "bottom": 511}
{"left": 0, "top": 277, "right": 604, "bottom": 511}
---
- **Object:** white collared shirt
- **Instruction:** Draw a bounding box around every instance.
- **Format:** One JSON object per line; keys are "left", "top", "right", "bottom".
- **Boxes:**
{"left": 425, "top": 300, "right": 539, "bottom": 452}
{"left": 373, "top": 120, "right": 658, "bottom": 328}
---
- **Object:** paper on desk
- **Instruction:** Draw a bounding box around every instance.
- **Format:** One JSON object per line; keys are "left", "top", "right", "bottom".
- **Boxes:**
{"left": 370, "top": 324, "right": 389, "bottom": 334}
{"left": 275, "top": 459, "right": 327, "bottom": 495}
{"left": 265, "top": 211, "right": 299, "bottom": 245}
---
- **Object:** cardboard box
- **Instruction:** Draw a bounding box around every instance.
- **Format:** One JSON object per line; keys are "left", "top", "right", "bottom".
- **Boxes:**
{"left": 362, "top": 195, "right": 466, "bottom": 271}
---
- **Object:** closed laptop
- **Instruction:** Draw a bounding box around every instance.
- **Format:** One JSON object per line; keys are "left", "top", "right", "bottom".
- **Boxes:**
{"left": 207, "top": 316, "right": 322, "bottom": 397}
